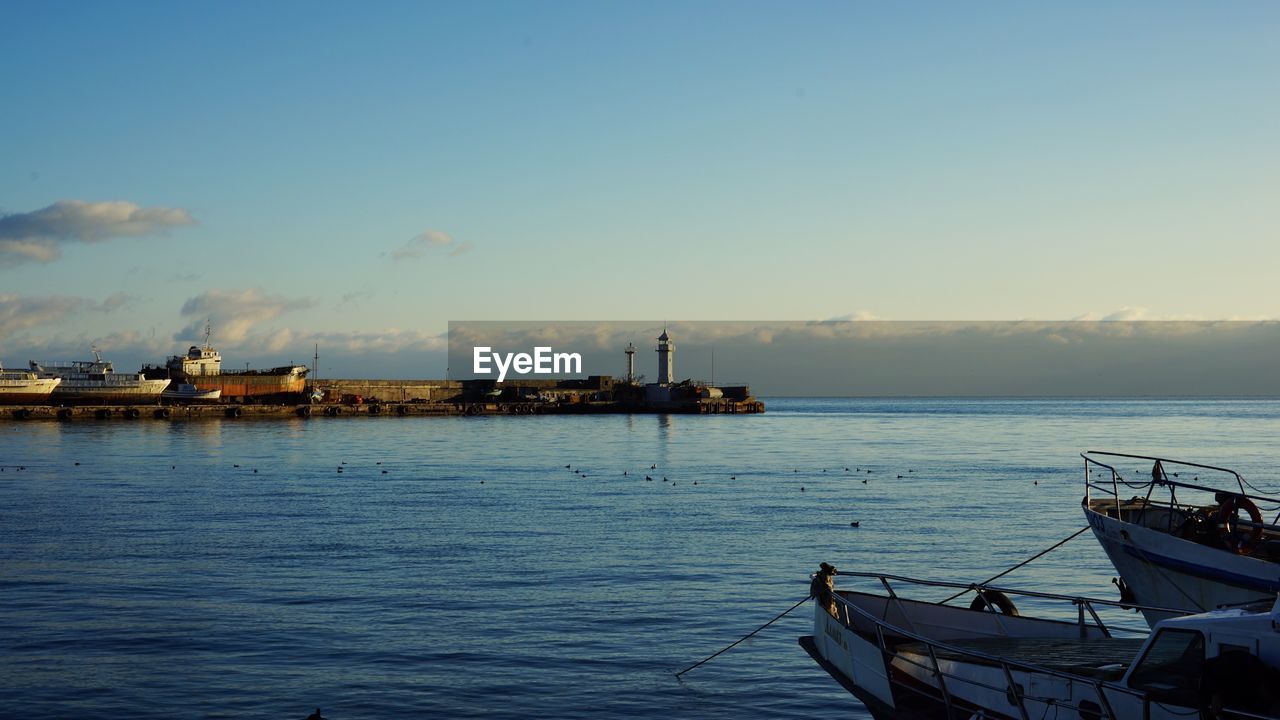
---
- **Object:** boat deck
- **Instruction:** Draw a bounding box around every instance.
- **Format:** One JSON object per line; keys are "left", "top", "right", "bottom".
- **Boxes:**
{"left": 897, "top": 636, "right": 1147, "bottom": 679}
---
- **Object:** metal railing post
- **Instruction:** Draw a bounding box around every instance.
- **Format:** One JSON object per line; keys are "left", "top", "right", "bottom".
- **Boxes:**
{"left": 1095, "top": 681, "right": 1118, "bottom": 720}
{"left": 926, "top": 643, "right": 955, "bottom": 718}
{"left": 1001, "top": 662, "right": 1031, "bottom": 720}
{"left": 1085, "top": 457, "right": 1091, "bottom": 504}
{"left": 1083, "top": 601, "right": 1111, "bottom": 638}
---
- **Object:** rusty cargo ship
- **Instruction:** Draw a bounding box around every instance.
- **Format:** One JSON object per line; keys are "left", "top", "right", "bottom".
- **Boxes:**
{"left": 144, "top": 328, "right": 308, "bottom": 402}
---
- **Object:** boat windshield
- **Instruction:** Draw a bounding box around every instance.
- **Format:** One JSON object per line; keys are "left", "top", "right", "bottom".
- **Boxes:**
{"left": 1127, "top": 628, "right": 1204, "bottom": 705}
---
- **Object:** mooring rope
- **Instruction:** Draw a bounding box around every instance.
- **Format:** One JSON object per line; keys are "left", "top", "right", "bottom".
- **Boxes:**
{"left": 676, "top": 526, "right": 1091, "bottom": 676}
{"left": 939, "top": 526, "right": 1090, "bottom": 605}
{"left": 674, "top": 595, "right": 811, "bottom": 678}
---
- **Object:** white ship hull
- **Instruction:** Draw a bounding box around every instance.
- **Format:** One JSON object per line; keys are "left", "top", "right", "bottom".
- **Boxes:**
{"left": 50, "top": 378, "right": 171, "bottom": 405}
{"left": 0, "top": 377, "right": 61, "bottom": 404}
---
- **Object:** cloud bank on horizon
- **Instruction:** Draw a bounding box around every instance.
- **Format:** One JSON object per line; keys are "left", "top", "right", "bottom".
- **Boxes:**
{"left": 447, "top": 320, "right": 1280, "bottom": 396}
{"left": 5, "top": 306, "right": 1280, "bottom": 393}
{"left": 0, "top": 200, "right": 196, "bottom": 268}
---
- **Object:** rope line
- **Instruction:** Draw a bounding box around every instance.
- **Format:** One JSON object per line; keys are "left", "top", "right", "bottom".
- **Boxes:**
{"left": 940, "top": 526, "right": 1089, "bottom": 605}
{"left": 674, "top": 595, "right": 810, "bottom": 678}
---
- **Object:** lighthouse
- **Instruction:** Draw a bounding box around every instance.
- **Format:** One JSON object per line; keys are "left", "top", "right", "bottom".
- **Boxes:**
{"left": 657, "top": 329, "right": 674, "bottom": 385}
{"left": 624, "top": 342, "right": 636, "bottom": 383}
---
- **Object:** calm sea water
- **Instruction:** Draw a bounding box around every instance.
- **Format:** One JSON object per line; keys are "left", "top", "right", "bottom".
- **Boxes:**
{"left": 3, "top": 398, "right": 1280, "bottom": 719}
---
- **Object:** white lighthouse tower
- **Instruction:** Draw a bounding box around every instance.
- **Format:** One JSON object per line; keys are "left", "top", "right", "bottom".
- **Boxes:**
{"left": 657, "top": 329, "right": 674, "bottom": 385}
{"left": 624, "top": 342, "right": 636, "bottom": 383}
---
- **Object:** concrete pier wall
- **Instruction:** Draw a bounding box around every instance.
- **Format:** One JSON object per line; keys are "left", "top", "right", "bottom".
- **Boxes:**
{"left": 314, "top": 379, "right": 463, "bottom": 402}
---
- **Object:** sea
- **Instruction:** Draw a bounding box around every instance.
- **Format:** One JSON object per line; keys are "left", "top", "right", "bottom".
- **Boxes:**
{"left": 3, "top": 397, "right": 1280, "bottom": 719}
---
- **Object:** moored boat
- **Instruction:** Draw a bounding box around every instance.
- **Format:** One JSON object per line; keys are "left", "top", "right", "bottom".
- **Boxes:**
{"left": 801, "top": 566, "right": 1280, "bottom": 720}
{"left": 160, "top": 382, "right": 222, "bottom": 403}
{"left": 31, "top": 349, "right": 170, "bottom": 405}
{"left": 0, "top": 363, "right": 61, "bottom": 404}
{"left": 1082, "top": 451, "right": 1280, "bottom": 625}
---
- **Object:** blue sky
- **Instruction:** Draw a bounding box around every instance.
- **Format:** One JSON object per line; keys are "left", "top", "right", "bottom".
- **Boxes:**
{"left": 2, "top": 2, "right": 1277, "bottom": 377}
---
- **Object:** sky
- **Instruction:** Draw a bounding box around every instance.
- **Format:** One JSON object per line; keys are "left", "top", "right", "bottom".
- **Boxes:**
{"left": 2, "top": 2, "right": 1278, "bottom": 379}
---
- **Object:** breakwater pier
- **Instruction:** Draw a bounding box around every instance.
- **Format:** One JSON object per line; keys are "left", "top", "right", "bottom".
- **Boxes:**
{"left": 2, "top": 376, "right": 764, "bottom": 421}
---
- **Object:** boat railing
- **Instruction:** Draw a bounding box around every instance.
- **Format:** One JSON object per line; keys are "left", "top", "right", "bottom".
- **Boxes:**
{"left": 30, "top": 360, "right": 113, "bottom": 374}
{"left": 832, "top": 570, "right": 1189, "bottom": 635}
{"left": 821, "top": 572, "right": 1263, "bottom": 720}
{"left": 1082, "top": 451, "right": 1280, "bottom": 530}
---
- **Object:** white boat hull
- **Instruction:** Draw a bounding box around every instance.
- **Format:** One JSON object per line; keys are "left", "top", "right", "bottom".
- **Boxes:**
{"left": 809, "top": 606, "right": 897, "bottom": 711}
{"left": 805, "top": 590, "right": 1121, "bottom": 720}
{"left": 803, "top": 581, "right": 1277, "bottom": 720}
{"left": 1085, "top": 505, "right": 1279, "bottom": 623}
{"left": 161, "top": 387, "right": 222, "bottom": 403}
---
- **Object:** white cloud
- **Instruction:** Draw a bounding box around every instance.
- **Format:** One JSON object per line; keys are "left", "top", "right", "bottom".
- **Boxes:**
{"left": 1102, "top": 307, "right": 1149, "bottom": 321}
{"left": 0, "top": 292, "right": 147, "bottom": 341}
{"left": 0, "top": 200, "right": 196, "bottom": 268}
{"left": 0, "top": 294, "right": 87, "bottom": 339}
{"left": 309, "top": 328, "right": 448, "bottom": 353}
{"left": 164, "top": 326, "right": 446, "bottom": 358}
{"left": 0, "top": 239, "right": 61, "bottom": 265}
{"left": 390, "top": 229, "right": 471, "bottom": 260}
{"left": 176, "top": 288, "right": 315, "bottom": 344}
{"left": 96, "top": 292, "right": 136, "bottom": 313}
{"left": 826, "top": 311, "right": 882, "bottom": 321}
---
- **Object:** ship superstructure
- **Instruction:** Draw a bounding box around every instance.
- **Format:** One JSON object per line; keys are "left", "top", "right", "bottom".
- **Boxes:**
{"left": 30, "top": 348, "right": 169, "bottom": 405}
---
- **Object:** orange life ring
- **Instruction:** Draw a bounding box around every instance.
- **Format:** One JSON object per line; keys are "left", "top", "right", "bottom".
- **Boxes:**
{"left": 1217, "top": 495, "right": 1263, "bottom": 555}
